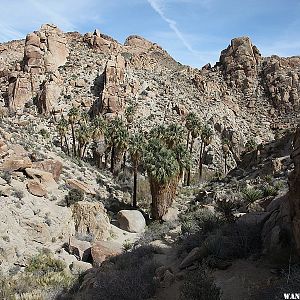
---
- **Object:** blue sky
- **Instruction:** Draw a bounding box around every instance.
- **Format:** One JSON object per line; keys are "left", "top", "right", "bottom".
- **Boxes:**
{"left": 0, "top": 0, "right": 299, "bottom": 67}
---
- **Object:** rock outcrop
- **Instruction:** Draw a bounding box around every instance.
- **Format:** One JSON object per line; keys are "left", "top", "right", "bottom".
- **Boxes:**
{"left": 220, "top": 36, "right": 261, "bottom": 93}
{"left": 289, "top": 126, "right": 300, "bottom": 255}
{"left": 7, "top": 72, "right": 32, "bottom": 112}
{"left": 24, "top": 24, "right": 69, "bottom": 73}
{"left": 37, "top": 73, "right": 62, "bottom": 114}
{"left": 72, "top": 201, "right": 111, "bottom": 241}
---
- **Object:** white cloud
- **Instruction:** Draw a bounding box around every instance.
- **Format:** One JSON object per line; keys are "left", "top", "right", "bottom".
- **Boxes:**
{"left": 0, "top": 23, "right": 24, "bottom": 41}
{"left": 147, "top": 0, "right": 198, "bottom": 54}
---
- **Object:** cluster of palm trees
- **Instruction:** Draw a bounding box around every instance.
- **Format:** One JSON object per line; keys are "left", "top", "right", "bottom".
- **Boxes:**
{"left": 56, "top": 107, "right": 216, "bottom": 220}
{"left": 184, "top": 112, "right": 214, "bottom": 185}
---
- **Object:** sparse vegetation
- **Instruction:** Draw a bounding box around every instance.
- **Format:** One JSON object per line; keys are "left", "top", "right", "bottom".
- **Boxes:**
{"left": 0, "top": 252, "right": 75, "bottom": 300}
{"left": 180, "top": 267, "right": 221, "bottom": 300}
{"left": 65, "top": 188, "right": 84, "bottom": 206}
{"left": 242, "top": 187, "right": 263, "bottom": 203}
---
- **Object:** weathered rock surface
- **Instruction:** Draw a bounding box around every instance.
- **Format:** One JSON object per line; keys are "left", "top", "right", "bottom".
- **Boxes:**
{"left": 67, "top": 178, "right": 96, "bottom": 195}
{"left": 91, "top": 241, "right": 122, "bottom": 266}
{"left": 117, "top": 210, "right": 146, "bottom": 233}
{"left": 0, "top": 194, "right": 75, "bottom": 273}
{"left": 72, "top": 201, "right": 111, "bottom": 241}
{"left": 24, "top": 24, "right": 69, "bottom": 73}
{"left": 32, "top": 159, "right": 63, "bottom": 182}
{"left": 289, "top": 126, "right": 300, "bottom": 255}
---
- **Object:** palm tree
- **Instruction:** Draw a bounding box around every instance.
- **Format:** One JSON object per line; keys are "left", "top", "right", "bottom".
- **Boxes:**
{"left": 199, "top": 124, "right": 213, "bottom": 180}
{"left": 222, "top": 140, "right": 230, "bottom": 175}
{"left": 91, "top": 116, "right": 107, "bottom": 168}
{"left": 185, "top": 114, "right": 201, "bottom": 186}
{"left": 128, "top": 132, "right": 145, "bottom": 208}
{"left": 68, "top": 106, "right": 80, "bottom": 156}
{"left": 57, "top": 116, "right": 70, "bottom": 155}
{"left": 76, "top": 123, "right": 92, "bottom": 159}
{"left": 185, "top": 112, "right": 197, "bottom": 149}
{"left": 144, "top": 138, "right": 181, "bottom": 220}
{"left": 106, "top": 117, "right": 129, "bottom": 174}
{"left": 164, "top": 123, "right": 185, "bottom": 149}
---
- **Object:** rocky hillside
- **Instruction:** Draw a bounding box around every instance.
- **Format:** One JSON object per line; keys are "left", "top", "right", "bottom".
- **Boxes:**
{"left": 0, "top": 24, "right": 299, "bottom": 173}
{"left": 1, "top": 24, "right": 300, "bottom": 299}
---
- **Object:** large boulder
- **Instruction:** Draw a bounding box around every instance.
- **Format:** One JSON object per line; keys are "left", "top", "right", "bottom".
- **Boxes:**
{"left": 0, "top": 156, "right": 32, "bottom": 171}
{"left": 72, "top": 201, "right": 111, "bottom": 241}
{"left": 117, "top": 210, "right": 146, "bottom": 233}
{"left": 25, "top": 168, "right": 58, "bottom": 191}
{"left": 66, "top": 179, "right": 96, "bottom": 195}
{"left": 0, "top": 196, "right": 75, "bottom": 273}
{"left": 26, "top": 180, "right": 47, "bottom": 197}
{"left": 32, "top": 159, "right": 63, "bottom": 182}
{"left": 91, "top": 241, "right": 122, "bottom": 266}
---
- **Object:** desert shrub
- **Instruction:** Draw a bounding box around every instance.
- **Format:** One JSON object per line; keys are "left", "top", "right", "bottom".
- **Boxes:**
{"left": 254, "top": 265, "right": 300, "bottom": 300}
{"left": 67, "top": 246, "right": 159, "bottom": 300}
{"left": 180, "top": 268, "right": 221, "bottom": 300}
{"left": 65, "top": 189, "right": 84, "bottom": 207}
{"left": 180, "top": 207, "right": 223, "bottom": 236}
{"left": 242, "top": 187, "right": 263, "bottom": 203}
{"left": 138, "top": 221, "right": 178, "bottom": 245}
{"left": 26, "top": 252, "right": 66, "bottom": 275}
{"left": 39, "top": 128, "right": 50, "bottom": 138}
{"left": 2, "top": 171, "right": 11, "bottom": 184}
{"left": 12, "top": 189, "right": 24, "bottom": 200}
{"left": 245, "top": 138, "right": 257, "bottom": 152}
{"left": 215, "top": 198, "right": 237, "bottom": 223}
{"left": 261, "top": 184, "right": 278, "bottom": 197}
{"left": 206, "top": 221, "right": 261, "bottom": 259}
{"left": 0, "top": 252, "right": 75, "bottom": 300}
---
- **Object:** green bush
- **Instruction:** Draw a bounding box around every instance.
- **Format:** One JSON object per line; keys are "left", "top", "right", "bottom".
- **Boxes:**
{"left": 215, "top": 198, "right": 237, "bottom": 223}
{"left": 180, "top": 207, "right": 222, "bottom": 236}
{"left": 65, "top": 246, "right": 159, "bottom": 300}
{"left": 261, "top": 184, "right": 278, "bottom": 197}
{"left": 242, "top": 187, "right": 263, "bottom": 203}
{"left": 180, "top": 268, "right": 221, "bottom": 300}
{"left": 0, "top": 252, "right": 75, "bottom": 300}
{"left": 65, "top": 189, "right": 84, "bottom": 207}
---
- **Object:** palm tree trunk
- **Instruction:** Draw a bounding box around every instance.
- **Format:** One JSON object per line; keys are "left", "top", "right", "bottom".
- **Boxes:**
{"left": 150, "top": 175, "right": 179, "bottom": 220}
{"left": 122, "top": 151, "right": 126, "bottom": 171}
{"left": 187, "top": 137, "right": 194, "bottom": 186}
{"left": 82, "top": 143, "right": 88, "bottom": 159}
{"left": 71, "top": 123, "right": 76, "bottom": 156}
{"left": 64, "top": 135, "right": 70, "bottom": 156}
{"left": 133, "top": 167, "right": 138, "bottom": 208}
{"left": 199, "top": 141, "right": 204, "bottom": 180}
{"left": 186, "top": 132, "right": 190, "bottom": 150}
{"left": 59, "top": 135, "right": 63, "bottom": 150}
{"left": 110, "top": 144, "right": 115, "bottom": 173}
